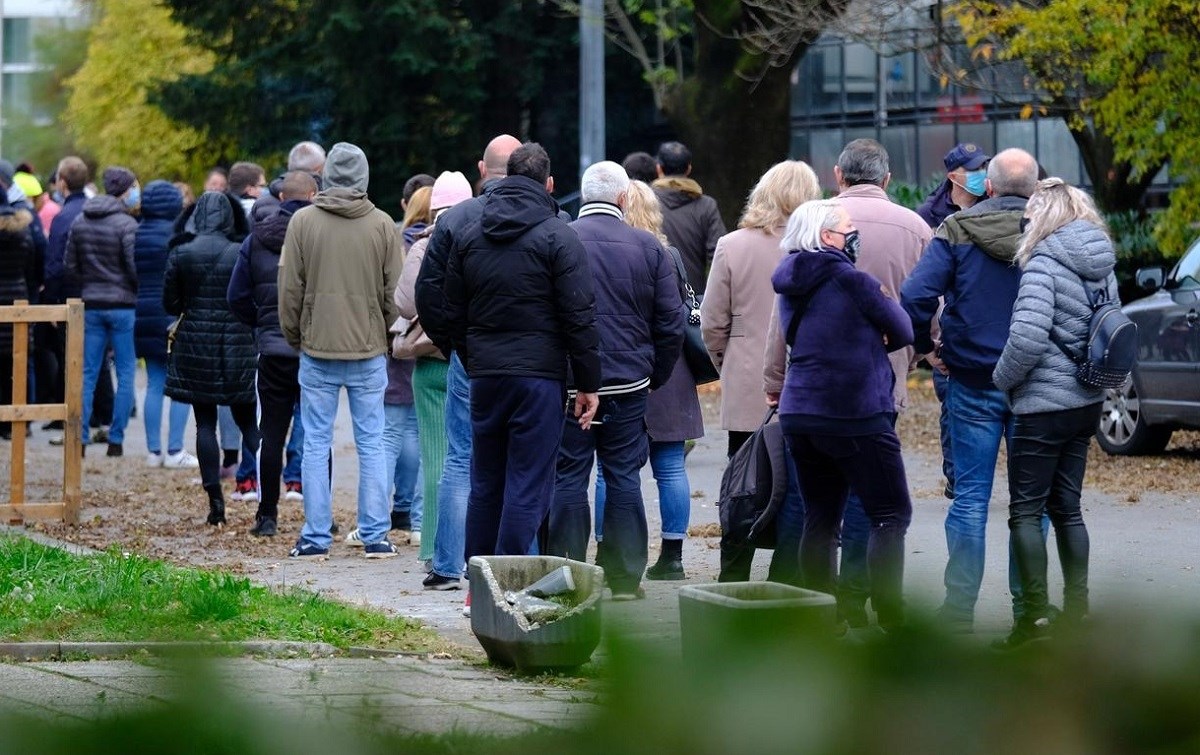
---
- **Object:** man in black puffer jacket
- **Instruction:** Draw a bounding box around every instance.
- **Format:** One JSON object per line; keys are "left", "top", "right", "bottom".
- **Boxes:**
{"left": 228, "top": 171, "right": 317, "bottom": 537}
{"left": 65, "top": 166, "right": 140, "bottom": 457}
{"left": 444, "top": 142, "right": 601, "bottom": 566}
{"left": 548, "top": 160, "right": 683, "bottom": 599}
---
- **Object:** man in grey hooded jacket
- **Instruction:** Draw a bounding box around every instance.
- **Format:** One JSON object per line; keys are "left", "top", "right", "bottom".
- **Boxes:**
{"left": 279, "top": 142, "right": 403, "bottom": 559}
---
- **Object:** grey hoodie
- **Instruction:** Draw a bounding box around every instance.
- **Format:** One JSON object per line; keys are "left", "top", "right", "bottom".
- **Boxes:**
{"left": 993, "top": 219, "right": 1118, "bottom": 414}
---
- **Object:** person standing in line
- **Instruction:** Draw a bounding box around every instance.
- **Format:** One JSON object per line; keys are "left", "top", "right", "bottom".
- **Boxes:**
{"left": 773, "top": 199, "right": 914, "bottom": 631}
{"left": 134, "top": 180, "right": 197, "bottom": 469}
{"left": 0, "top": 191, "right": 37, "bottom": 440}
{"left": 443, "top": 143, "right": 600, "bottom": 596}
{"left": 992, "top": 178, "right": 1117, "bottom": 647}
{"left": 64, "top": 166, "right": 141, "bottom": 457}
{"left": 227, "top": 171, "right": 318, "bottom": 538}
{"left": 163, "top": 191, "right": 259, "bottom": 526}
{"left": 653, "top": 141, "right": 726, "bottom": 295}
{"left": 415, "top": 134, "right": 523, "bottom": 593}
{"left": 279, "top": 142, "right": 403, "bottom": 559}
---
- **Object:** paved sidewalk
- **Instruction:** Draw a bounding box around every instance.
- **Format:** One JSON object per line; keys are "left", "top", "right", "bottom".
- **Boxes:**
{"left": 0, "top": 656, "right": 596, "bottom": 734}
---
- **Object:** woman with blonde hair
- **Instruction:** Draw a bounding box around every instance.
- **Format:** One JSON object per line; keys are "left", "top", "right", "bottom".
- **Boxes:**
{"left": 992, "top": 178, "right": 1118, "bottom": 647}
{"left": 590, "top": 180, "right": 704, "bottom": 579}
{"left": 700, "top": 160, "right": 821, "bottom": 457}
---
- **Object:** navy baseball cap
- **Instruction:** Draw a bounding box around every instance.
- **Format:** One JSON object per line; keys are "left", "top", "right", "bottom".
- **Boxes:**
{"left": 943, "top": 143, "right": 990, "bottom": 171}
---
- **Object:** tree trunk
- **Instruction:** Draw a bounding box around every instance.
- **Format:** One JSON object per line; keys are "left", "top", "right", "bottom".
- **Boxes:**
{"left": 666, "top": 0, "right": 841, "bottom": 229}
{"left": 1066, "top": 120, "right": 1162, "bottom": 214}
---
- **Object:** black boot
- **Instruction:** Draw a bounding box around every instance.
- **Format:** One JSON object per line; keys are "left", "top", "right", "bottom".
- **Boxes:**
{"left": 646, "top": 538, "right": 685, "bottom": 581}
{"left": 205, "top": 484, "right": 226, "bottom": 526}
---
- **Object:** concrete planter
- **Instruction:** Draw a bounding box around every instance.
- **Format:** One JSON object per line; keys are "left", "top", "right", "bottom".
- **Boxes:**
{"left": 678, "top": 582, "right": 836, "bottom": 660}
{"left": 468, "top": 556, "right": 604, "bottom": 673}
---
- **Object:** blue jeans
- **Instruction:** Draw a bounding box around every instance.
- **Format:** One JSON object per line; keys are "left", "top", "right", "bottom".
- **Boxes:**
{"left": 550, "top": 391, "right": 649, "bottom": 594}
{"left": 143, "top": 357, "right": 189, "bottom": 455}
{"left": 933, "top": 370, "right": 954, "bottom": 494}
{"left": 297, "top": 354, "right": 390, "bottom": 550}
{"left": 284, "top": 403, "right": 303, "bottom": 484}
{"left": 384, "top": 403, "right": 423, "bottom": 531}
{"left": 81, "top": 308, "right": 136, "bottom": 446}
{"left": 219, "top": 405, "right": 258, "bottom": 481}
{"left": 942, "top": 380, "right": 1016, "bottom": 623}
{"left": 595, "top": 440, "right": 690, "bottom": 540}
{"left": 431, "top": 353, "right": 472, "bottom": 578}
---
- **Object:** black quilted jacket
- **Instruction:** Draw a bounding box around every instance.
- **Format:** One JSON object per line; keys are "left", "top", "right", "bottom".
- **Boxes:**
{"left": 162, "top": 192, "right": 256, "bottom": 405}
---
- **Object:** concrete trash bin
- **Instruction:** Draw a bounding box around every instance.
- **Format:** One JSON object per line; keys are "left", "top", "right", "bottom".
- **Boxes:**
{"left": 468, "top": 555, "right": 604, "bottom": 672}
{"left": 678, "top": 582, "right": 836, "bottom": 660}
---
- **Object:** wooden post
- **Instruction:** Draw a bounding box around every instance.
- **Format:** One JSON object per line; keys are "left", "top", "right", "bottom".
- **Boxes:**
{"left": 9, "top": 299, "right": 28, "bottom": 507}
{"left": 63, "top": 299, "right": 84, "bottom": 524}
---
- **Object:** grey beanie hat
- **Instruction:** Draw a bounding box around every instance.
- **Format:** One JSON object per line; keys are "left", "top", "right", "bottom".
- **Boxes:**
{"left": 103, "top": 166, "right": 137, "bottom": 197}
{"left": 323, "top": 142, "right": 369, "bottom": 193}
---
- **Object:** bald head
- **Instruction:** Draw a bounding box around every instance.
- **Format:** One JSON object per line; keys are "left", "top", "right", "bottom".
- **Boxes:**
{"left": 986, "top": 148, "right": 1039, "bottom": 199}
{"left": 480, "top": 134, "right": 522, "bottom": 180}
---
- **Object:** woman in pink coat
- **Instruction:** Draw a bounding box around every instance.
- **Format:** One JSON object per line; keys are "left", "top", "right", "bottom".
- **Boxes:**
{"left": 700, "top": 161, "right": 821, "bottom": 457}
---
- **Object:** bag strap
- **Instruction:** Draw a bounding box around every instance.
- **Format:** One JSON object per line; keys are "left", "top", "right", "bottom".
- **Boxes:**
{"left": 1047, "top": 275, "right": 1109, "bottom": 365}
{"left": 665, "top": 245, "right": 700, "bottom": 309}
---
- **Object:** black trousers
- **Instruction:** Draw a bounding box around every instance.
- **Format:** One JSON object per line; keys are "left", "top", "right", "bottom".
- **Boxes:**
{"left": 787, "top": 429, "right": 912, "bottom": 629}
{"left": 257, "top": 356, "right": 300, "bottom": 518}
{"left": 193, "top": 402, "right": 259, "bottom": 491}
{"left": 1008, "top": 402, "right": 1100, "bottom": 621}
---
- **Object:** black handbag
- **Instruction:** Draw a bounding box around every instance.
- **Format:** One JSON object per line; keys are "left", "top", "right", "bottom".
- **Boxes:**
{"left": 666, "top": 246, "right": 720, "bottom": 385}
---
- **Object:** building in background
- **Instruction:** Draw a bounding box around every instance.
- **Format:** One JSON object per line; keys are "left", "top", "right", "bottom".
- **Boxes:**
{"left": 1, "top": 0, "right": 84, "bottom": 157}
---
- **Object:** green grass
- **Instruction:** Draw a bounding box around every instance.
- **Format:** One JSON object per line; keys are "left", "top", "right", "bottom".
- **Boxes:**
{"left": 0, "top": 535, "right": 443, "bottom": 653}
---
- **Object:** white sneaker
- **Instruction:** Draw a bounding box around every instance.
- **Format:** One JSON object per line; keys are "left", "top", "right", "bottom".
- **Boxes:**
{"left": 145, "top": 453, "right": 164, "bottom": 468}
{"left": 344, "top": 528, "right": 365, "bottom": 547}
{"left": 408, "top": 530, "right": 422, "bottom": 547}
{"left": 162, "top": 450, "right": 199, "bottom": 469}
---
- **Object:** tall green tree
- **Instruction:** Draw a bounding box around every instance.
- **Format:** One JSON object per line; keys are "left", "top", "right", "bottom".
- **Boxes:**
{"left": 64, "top": 0, "right": 231, "bottom": 184}
{"left": 949, "top": 0, "right": 1200, "bottom": 252}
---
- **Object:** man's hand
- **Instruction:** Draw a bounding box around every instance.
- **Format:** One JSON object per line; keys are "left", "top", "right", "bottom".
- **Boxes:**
{"left": 927, "top": 351, "right": 950, "bottom": 376}
{"left": 574, "top": 392, "right": 600, "bottom": 430}
{"left": 766, "top": 391, "right": 780, "bottom": 408}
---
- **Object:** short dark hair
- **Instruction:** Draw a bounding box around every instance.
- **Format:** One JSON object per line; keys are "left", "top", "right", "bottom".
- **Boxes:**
{"left": 506, "top": 143, "right": 551, "bottom": 184}
{"left": 207, "top": 166, "right": 227, "bottom": 179}
{"left": 279, "top": 171, "right": 318, "bottom": 200}
{"left": 403, "top": 173, "right": 435, "bottom": 203}
{"left": 56, "top": 156, "right": 89, "bottom": 193}
{"left": 228, "top": 161, "right": 265, "bottom": 195}
{"left": 622, "top": 152, "right": 657, "bottom": 182}
{"left": 655, "top": 141, "right": 691, "bottom": 176}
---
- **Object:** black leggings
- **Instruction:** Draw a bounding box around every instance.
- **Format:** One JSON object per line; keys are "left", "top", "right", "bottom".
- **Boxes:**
{"left": 193, "top": 402, "right": 259, "bottom": 490}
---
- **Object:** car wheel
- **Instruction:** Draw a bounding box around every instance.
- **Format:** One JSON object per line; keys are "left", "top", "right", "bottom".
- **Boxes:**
{"left": 1096, "top": 377, "right": 1172, "bottom": 455}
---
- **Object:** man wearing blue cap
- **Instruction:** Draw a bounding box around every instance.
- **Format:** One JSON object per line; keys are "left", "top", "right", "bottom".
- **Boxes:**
{"left": 917, "top": 143, "right": 991, "bottom": 230}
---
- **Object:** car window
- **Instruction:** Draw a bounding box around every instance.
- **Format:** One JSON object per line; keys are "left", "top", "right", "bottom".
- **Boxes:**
{"left": 1172, "top": 237, "right": 1200, "bottom": 290}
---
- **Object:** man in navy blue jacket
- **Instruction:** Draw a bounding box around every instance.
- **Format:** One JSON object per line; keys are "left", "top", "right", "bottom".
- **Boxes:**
{"left": 548, "top": 160, "right": 684, "bottom": 599}
{"left": 900, "top": 147, "right": 1038, "bottom": 632}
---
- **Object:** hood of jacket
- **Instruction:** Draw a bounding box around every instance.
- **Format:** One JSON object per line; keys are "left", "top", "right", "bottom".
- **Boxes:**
{"left": 652, "top": 176, "right": 704, "bottom": 207}
{"left": 313, "top": 186, "right": 376, "bottom": 219}
{"left": 323, "top": 142, "right": 369, "bottom": 193}
{"left": 1034, "top": 219, "right": 1116, "bottom": 282}
{"left": 191, "top": 190, "right": 240, "bottom": 236}
{"left": 140, "top": 180, "right": 183, "bottom": 221}
{"left": 81, "top": 194, "right": 128, "bottom": 220}
{"left": 772, "top": 247, "right": 855, "bottom": 299}
{"left": 252, "top": 199, "right": 308, "bottom": 254}
{"left": 941, "top": 194, "right": 1027, "bottom": 263}
{"left": 481, "top": 175, "right": 559, "bottom": 242}
{"left": 0, "top": 206, "right": 32, "bottom": 234}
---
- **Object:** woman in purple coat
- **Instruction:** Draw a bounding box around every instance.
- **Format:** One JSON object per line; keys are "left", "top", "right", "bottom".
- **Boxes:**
{"left": 594, "top": 180, "right": 704, "bottom": 580}
{"left": 773, "top": 199, "right": 914, "bottom": 630}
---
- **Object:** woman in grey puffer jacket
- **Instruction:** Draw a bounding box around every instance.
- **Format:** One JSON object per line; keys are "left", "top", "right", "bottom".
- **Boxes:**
{"left": 992, "top": 178, "right": 1117, "bottom": 647}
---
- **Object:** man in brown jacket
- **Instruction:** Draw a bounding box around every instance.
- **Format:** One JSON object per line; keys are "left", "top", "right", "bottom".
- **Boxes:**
{"left": 279, "top": 142, "right": 403, "bottom": 559}
{"left": 653, "top": 141, "right": 726, "bottom": 294}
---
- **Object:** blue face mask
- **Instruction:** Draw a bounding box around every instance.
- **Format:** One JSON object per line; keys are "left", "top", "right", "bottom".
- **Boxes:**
{"left": 963, "top": 170, "right": 987, "bottom": 198}
{"left": 123, "top": 185, "right": 141, "bottom": 209}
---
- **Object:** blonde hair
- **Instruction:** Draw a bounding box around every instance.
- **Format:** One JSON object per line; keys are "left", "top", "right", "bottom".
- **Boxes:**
{"left": 780, "top": 199, "right": 844, "bottom": 254}
{"left": 401, "top": 185, "right": 432, "bottom": 230}
{"left": 1017, "top": 177, "right": 1108, "bottom": 268}
{"left": 624, "top": 180, "right": 669, "bottom": 245}
{"left": 739, "top": 160, "right": 822, "bottom": 233}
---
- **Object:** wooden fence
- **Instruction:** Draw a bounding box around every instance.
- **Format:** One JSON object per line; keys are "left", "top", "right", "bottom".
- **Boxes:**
{"left": 0, "top": 298, "right": 84, "bottom": 524}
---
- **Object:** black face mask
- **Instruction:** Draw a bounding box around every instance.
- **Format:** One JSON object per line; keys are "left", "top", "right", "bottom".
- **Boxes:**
{"left": 830, "top": 229, "right": 861, "bottom": 262}
{"left": 1019, "top": 216, "right": 1031, "bottom": 234}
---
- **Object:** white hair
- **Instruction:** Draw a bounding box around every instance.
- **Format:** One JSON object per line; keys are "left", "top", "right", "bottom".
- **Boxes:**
{"left": 580, "top": 161, "right": 630, "bottom": 204}
{"left": 779, "top": 199, "right": 844, "bottom": 254}
{"left": 287, "top": 141, "right": 326, "bottom": 172}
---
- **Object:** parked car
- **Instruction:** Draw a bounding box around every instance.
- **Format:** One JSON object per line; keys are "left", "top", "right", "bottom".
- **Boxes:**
{"left": 1098, "top": 234, "right": 1200, "bottom": 454}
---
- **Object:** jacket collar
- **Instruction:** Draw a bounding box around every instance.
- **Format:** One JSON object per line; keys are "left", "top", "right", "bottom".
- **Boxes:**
{"left": 578, "top": 201, "right": 623, "bottom": 220}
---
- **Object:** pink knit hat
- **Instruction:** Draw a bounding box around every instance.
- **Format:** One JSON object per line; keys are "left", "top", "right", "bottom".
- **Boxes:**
{"left": 430, "top": 171, "right": 472, "bottom": 210}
